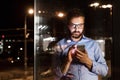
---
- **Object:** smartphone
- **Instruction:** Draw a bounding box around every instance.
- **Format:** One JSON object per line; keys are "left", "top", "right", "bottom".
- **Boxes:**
{"left": 77, "top": 45, "right": 85, "bottom": 52}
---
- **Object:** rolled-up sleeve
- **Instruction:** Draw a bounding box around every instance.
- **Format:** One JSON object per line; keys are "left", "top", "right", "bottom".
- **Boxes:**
{"left": 91, "top": 42, "right": 108, "bottom": 77}
{"left": 92, "top": 61, "right": 108, "bottom": 76}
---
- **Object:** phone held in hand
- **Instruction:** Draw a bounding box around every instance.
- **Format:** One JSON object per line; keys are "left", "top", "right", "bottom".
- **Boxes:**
{"left": 77, "top": 45, "right": 85, "bottom": 52}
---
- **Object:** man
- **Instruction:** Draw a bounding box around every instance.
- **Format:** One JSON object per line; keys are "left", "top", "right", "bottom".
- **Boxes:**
{"left": 52, "top": 8, "right": 108, "bottom": 80}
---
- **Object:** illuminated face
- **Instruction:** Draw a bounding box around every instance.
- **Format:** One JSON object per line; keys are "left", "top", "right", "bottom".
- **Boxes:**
{"left": 68, "top": 16, "right": 85, "bottom": 39}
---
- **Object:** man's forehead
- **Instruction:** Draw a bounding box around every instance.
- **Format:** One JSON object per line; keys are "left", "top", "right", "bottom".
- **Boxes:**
{"left": 70, "top": 22, "right": 84, "bottom": 25}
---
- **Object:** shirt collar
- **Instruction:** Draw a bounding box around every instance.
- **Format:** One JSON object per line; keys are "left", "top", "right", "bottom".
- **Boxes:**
{"left": 66, "top": 35, "right": 86, "bottom": 43}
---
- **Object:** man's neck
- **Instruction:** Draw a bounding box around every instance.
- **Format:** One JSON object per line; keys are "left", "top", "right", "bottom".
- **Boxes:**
{"left": 71, "top": 36, "right": 82, "bottom": 42}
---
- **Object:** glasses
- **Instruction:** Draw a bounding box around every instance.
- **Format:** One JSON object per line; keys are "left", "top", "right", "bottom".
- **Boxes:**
{"left": 69, "top": 23, "right": 84, "bottom": 29}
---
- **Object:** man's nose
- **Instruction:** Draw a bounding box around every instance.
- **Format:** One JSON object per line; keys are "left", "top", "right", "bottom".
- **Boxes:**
{"left": 74, "top": 26, "right": 79, "bottom": 31}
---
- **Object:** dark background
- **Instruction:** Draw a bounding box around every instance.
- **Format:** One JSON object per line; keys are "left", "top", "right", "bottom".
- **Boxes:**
{"left": 112, "top": 0, "right": 120, "bottom": 80}
{"left": 0, "top": 0, "right": 34, "bottom": 68}
{"left": 0, "top": 0, "right": 34, "bottom": 29}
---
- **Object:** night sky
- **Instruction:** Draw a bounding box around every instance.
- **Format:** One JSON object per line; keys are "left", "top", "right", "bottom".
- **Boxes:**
{"left": 0, "top": 0, "right": 34, "bottom": 29}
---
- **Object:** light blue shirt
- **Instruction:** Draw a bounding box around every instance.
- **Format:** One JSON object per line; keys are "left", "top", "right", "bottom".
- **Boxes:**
{"left": 53, "top": 35, "right": 108, "bottom": 80}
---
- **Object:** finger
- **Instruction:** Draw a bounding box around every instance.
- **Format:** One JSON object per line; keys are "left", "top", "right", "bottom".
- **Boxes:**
{"left": 84, "top": 50, "right": 88, "bottom": 54}
{"left": 68, "top": 50, "right": 72, "bottom": 56}
{"left": 76, "top": 49, "right": 84, "bottom": 55}
{"left": 76, "top": 53, "right": 83, "bottom": 57}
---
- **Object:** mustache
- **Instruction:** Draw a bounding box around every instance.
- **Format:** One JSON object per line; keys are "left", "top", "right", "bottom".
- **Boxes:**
{"left": 72, "top": 31, "right": 80, "bottom": 33}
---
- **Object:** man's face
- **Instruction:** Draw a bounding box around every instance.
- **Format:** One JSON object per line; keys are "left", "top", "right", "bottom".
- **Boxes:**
{"left": 68, "top": 16, "right": 85, "bottom": 39}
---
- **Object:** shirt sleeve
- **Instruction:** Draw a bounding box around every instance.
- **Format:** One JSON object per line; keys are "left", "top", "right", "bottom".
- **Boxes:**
{"left": 91, "top": 42, "right": 108, "bottom": 77}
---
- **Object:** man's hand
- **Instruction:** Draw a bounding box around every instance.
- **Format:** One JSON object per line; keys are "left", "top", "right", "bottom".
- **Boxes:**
{"left": 75, "top": 49, "right": 93, "bottom": 70}
{"left": 67, "top": 46, "right": 76, "bottom": 63}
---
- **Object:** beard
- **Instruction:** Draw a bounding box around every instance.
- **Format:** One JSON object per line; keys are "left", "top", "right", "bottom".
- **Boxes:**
{"left": 71, "top": 31, "right": 83, "bottom": 39}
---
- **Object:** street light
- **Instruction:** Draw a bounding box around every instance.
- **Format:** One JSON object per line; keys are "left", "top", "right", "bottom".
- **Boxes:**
{"left": 56, "top": 11, "right": 65, "bottom": 18}
{"left": 89, "top": 2, "right": 100, "bottom": 8}
{"left": 57, "top": 12, "right": 65, "bottom": 18}
{"left": 24, "top": 8, "right": 33, "bottom": 80}
{"left": 89, "top": 2, "right": 112, "bottom": 15}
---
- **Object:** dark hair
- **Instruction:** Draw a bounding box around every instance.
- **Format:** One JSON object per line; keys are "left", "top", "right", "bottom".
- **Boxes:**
{"left": 66, "top": 8, "right": 85, "bottom": 24}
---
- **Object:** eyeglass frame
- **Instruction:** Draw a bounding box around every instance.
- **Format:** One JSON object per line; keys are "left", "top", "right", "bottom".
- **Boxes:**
{"left": 68, "top": 23, "right": 84, "bottom": 29}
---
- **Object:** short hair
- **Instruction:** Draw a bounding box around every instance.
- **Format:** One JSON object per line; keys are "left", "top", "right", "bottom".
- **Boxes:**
{"left": 66, "top": 8, "right": 85, "bottom": 24}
